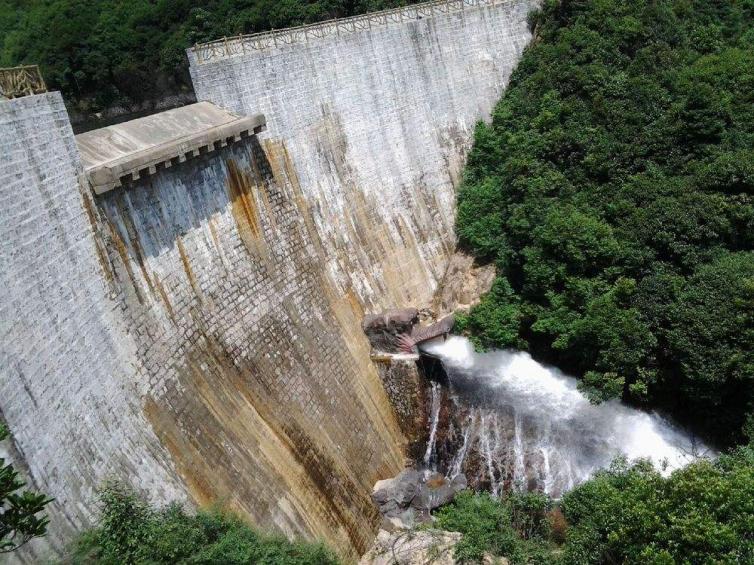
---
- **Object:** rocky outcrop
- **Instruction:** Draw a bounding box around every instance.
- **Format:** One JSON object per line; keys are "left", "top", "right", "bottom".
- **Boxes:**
{"left": 371, "top": 469, "right": 467, "bottom": 529}
{"left": 434, "top": 252, "right": 496, "bottom": 316}
{"left": 360, "top": 529, "right": 510, "bottom": 565}
{"left": 359, "top": 529, "right": 462, "bottom": 565}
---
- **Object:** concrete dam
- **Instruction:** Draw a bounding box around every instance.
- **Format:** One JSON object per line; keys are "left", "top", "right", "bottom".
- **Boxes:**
{"left": 0, "top": 0, "right": 536, "bottom": 560}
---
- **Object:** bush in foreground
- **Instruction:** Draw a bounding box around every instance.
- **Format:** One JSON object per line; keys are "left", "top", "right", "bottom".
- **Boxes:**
{"left": 434, "top": 447, "right": 754, "bottom": 564}
{"left": 64, "top": 483, "right": 337, "bottom": 565}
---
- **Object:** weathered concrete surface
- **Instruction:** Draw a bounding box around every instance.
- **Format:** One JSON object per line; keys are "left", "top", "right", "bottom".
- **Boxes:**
{"left": 0, "top": 92, "right": 190, "bottom": 561}
{"left": 92, "top": 135, "right": 405, "bottom": 559}
{"left": 190, "top": 0, "right": 537, "bottom": 311}
{"left": 1, "top": 93, "right": 404, "bottom": 562}
{"left": 1, "top": 1, "right": 538, "bottom": 560}
{"left": 76, "top": 101, "right": 265, "bottom": 194}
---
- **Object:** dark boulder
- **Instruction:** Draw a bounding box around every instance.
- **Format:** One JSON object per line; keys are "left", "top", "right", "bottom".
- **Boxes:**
{"left": 363, "top": 308, "right": 419, "bottom": 352}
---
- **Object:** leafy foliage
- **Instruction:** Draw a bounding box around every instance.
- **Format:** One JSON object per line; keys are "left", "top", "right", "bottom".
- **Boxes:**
{"left": 0, "top": 0, "right": 420, "bottom": 114}
{"left": 434, "top": 490, "right": 554, "bottom": 563}
{"left": 435, "top": 447, "right": 754, "bottom": 564}
{"left": 64, "top": 482, "right": 338, "bottom": 564}
{"left": 457, "top": 0, "right": 754, "bottom": 444}
{"left": 0, "top": 423, "right": 53, "bottom": 554}
{"left": 559, "top": 448, "right": 754, "bottom": 564}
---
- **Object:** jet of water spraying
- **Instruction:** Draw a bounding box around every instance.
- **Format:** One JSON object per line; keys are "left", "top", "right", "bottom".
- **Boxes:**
{"left": 421, "top": 336, "right": 714, "bottom": 497}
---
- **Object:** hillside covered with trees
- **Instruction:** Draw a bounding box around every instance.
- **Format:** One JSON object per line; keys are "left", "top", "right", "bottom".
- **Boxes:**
{"left": 457, "top": 0, "right": 754, "bottom": 446}
{"left": 0, "top": 0, "right": 418, "bottom": 115}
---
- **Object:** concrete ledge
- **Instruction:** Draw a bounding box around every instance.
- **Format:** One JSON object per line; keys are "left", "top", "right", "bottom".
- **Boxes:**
{"left": 75, "top": 102, "right": 266, "bottom": 194}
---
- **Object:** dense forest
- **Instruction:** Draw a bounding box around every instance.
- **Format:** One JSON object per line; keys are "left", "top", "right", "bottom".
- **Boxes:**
{"left": 0, "top": 0, "right": 418, "bottom": 114}
{"left": 457, "top": 0, "right": 754, "bottom": 446}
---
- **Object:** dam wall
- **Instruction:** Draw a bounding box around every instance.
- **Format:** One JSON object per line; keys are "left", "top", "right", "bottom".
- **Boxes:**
{"left": 0, "top": 92, "right": 190, "bottom": 560}
{"left": 1, "top": 93, "right": 405, "bottom": 560}
{"left": 190, "top": 0, "right": 537, "bottom": 309}
{"left": 0, "top": 0, "right": 537, "bottom": 560}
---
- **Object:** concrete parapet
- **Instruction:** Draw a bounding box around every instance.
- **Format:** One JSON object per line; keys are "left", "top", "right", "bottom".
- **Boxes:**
{"left": 75, "top": 101, "right": 265, "bottom": 194}
{"left": 190, "top": 0, "right": 521, "bottom": 64}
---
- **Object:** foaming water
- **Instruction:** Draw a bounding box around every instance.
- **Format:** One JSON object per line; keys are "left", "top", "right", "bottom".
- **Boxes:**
{"left": 421, "top": 336, "right": 714, "bottom": 497}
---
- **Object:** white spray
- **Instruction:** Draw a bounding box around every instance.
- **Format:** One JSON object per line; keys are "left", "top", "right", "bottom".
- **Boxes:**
{"left": 422, "top": 336, "right": 714, "bottom": 497}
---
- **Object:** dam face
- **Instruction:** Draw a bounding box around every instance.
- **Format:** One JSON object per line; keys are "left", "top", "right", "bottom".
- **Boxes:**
{"left": 189, "top": 0, "right": 537, "bottom": 309}
{"left": 0, "top": 0, "right": 536, "bottom": 560}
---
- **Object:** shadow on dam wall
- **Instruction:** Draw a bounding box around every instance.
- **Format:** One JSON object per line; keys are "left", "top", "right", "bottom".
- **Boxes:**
{"left": 0, "top": 0, "right": 537, "bottom": 561}
{"left": 88, "top": 135, "right": 407, "bottom": 557}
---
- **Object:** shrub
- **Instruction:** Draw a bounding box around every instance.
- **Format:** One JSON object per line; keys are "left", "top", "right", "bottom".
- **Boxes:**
{"left": 0, "top": 423, "right": 52, "bottom": 555}
{"left": 63, "top": 483, "right": 338, "bottom": 564}
{"left": 559, "top": 449, "right": 754, "bottom": 564}
{"left": 433, "top": 490, "right": 554, "bottom": 563}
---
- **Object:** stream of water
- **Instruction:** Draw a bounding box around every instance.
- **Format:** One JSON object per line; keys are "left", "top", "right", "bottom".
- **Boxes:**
{"left": 421, "top": 336, "right": 714, "bottom": 498}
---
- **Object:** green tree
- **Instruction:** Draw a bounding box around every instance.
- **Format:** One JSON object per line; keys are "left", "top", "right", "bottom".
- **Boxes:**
{"left": 456, "top": 0, "right": 754, "bottom": 444}
{"left": 560, "top": 448, "right": 754, "bottom": 564}
{"left": 0, "top": 423, "right": 52, "bottom": 554}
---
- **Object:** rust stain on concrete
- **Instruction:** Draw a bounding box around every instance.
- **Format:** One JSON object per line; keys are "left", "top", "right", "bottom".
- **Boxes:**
{"left": 176, "top": 236, "right": 202, "bottom": 301}
{"left": 79, "top": 185, "right": 114, "bottom": 283}
{"left": 113, "top": 192, "right": 155, "bottom": 296}
{"left": 143, "top": 333, "right": 380, "bottom": 559}
{"left": 152, "top": 273, "right": 177, "bottom": 325}
{"left": 107, "top": 220, "right": 144, "bottom": 304}
{"left": 226, "top": 159, "right": 262, "bottom": 251}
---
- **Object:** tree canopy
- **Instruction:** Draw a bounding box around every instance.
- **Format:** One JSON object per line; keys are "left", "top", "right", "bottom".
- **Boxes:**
{"left": 435, "top": 446, "right": 754, "bottom": 564}
{"left": 0, "top": 0, "right": 419, "bottom": 113}
{"left": 456, "top": 0, "right": 754, "bottom": 445}
{"left": 66, "top": 482, "right": 337, "bottom": 564}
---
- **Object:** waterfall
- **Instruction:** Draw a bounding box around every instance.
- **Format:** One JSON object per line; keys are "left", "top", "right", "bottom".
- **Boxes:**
{"left": 421, "top": 336, "right": 714, "bottom": 498}
{"left": 423, "top": 381, "right": 442, "bottom": 466}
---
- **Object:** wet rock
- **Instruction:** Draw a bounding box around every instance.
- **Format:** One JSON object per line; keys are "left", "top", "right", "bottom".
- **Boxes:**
{"left": 410, "top": 472, "right": 467, "bottom": 512}
{"left": 372, "top": 469, "right": 467, "bottom": 523}
{"left": 363, "top": 308, "right": 419, "bottom": 352}
{"left": 372, "top": 468, "right": 421, "bottom": 514}
{"left": 381, "top": 508, "right": 418, "bottom": 531}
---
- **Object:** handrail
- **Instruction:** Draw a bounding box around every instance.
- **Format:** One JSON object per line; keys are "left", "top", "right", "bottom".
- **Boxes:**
{"left": 192, "top": 0, "right": 510, "bottom": 64}
{"left": 0, "top": 65, "right": 47, "bottom": 99}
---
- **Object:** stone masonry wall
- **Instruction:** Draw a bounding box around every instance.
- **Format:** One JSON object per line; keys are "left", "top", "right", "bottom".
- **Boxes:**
{"left": 91, "top": 136, "right": 405, "bottom": 558}
{"left": 0, "top": 94, "right": 405, "bottom": 559}
{"left": 190, "top": 0, "right": 537, "bottom": 311}
{"left": 0, "top": 93, "right": 190, "bottom": 561}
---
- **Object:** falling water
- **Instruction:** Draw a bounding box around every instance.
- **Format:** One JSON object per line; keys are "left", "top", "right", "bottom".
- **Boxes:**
{"left": 423, "top": 381, "right": 442, "bottom": 466}
{"left": 421, "top": 336, "right": 714, "bottom": 498}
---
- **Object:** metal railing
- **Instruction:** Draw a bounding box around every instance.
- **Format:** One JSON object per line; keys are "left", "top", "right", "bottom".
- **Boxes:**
{"left": 0, "top": 65, "right": 47, "bottom": 99}
{"left": 192, "top": 0, "right": 510, "bottom": 64}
